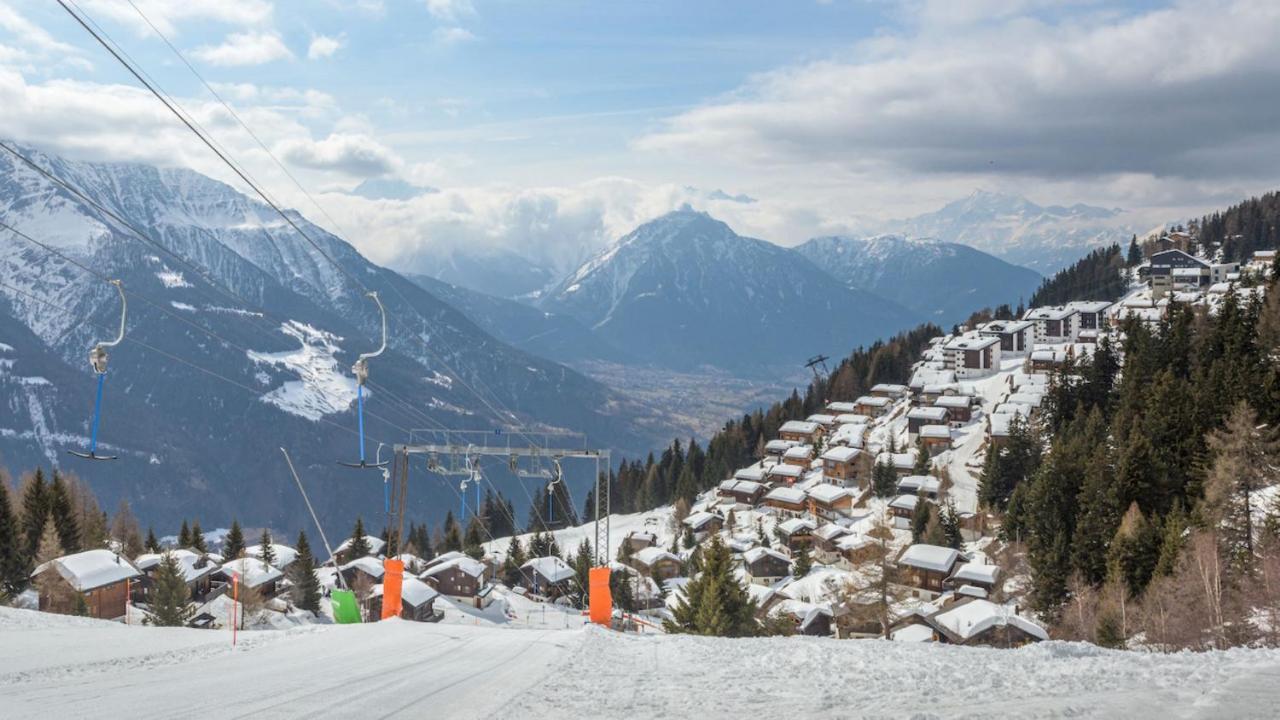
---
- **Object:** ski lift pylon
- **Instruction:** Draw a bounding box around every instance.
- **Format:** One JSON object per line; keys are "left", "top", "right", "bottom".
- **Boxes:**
{"left": 339, "top": 291, "right": 389, "bottom": 469}
{"left": 68, "top": 279, "right": 126, "bottom": 461}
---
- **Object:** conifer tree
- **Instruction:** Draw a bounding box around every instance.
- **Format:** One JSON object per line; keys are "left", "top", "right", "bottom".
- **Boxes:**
{"left": 0, "top": 478, "right": 29, "bottom": 598}
{"left": 463, "top": 517, "right": 484, "bottom": 559}
{"left": 1106, "top": 503, "right": 1159, "bottom": 597}
{"left": 189, "top": 520, "right": 207, "bottom": 553}
{"left": 940, "top": 500, "right": 963, "bottom": 550}
{"left": 289, "top": 531, "right": 321, "bottom": 615}
{"left": 441, "top": 512, "right": 462, "bottom": 553}
{"left": 502, "top": 536, "right": 526, "bottom": 587}
{"left": 223, "top": 521, "right": 246, "bottom": 560}
{"left": 347, "top": 517, "right": 372, "bottom": 559}
{"left": 148, "top": 551, "right": 194, "bottom": 626}
{"left": 665, "top": 535, "right": 758, "bottom": 637}
{"left": 872, "top": 459, "right": 897, "bottom": 498}
{"left": 177, "top": 519, "right": 192, "bottom": 549}
{"left": 1071, "top": 448, "right": 1121, "bottom": 585}
{"left": 46, "top": 472, "right": 80, "bottom": 554}
{"left": 1206, "top": 401, "right": 1279, "bottom": 572}
{"left": 19, "top": 469, "right": 48, "bottom": 561}
{"left": 910, "top": 498, "right": 932, "bottom": 543}
{"left": 571, "top": 539, "right": 593, "bottom": 605}
{"left": 1126, "top": 234, "right": 1142, "bottom": 266}
{"left": 792, "top": 546, "right": 812, "bottom": 579}
{"left": 144, "top": 527, "right": 160, "bottom": 553}
{"left": 257, "top": 529, "right": 276, "bottom": 566}
{"left": 913, "top": 439, "right": 931, "bottom": 476}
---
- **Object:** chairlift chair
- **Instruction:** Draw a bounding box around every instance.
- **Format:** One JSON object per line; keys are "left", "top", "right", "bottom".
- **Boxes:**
{"left": 339, "top": 291, "right": 389, "bottom": 469}
{"left": 68, "top": 279, "right": 126, "bottom": 461}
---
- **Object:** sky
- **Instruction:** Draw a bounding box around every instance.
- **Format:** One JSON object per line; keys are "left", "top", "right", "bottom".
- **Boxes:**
{"left": 2, "top": 0, "right": 1279, "bottom": 274}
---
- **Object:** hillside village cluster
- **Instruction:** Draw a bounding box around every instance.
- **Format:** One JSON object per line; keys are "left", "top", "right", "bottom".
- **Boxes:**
{"left": 20, "top": 245, "right": 1276, "bottom": 648}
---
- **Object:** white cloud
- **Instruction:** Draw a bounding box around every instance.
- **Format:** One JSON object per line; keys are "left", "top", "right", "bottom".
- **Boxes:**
{"left": 76, "top": 0, "right": 275, "bottom": 36}
{"left": 432, "top": 26, "right": 476, "bottom": 46}
{"left": 0, "top": 2, "right": 79, "bottom": 55}
{"left": 276, "top": 132, "right": 401, "bottom": 177}
{"left": 424, "top": 0, "right": 475, "bottom": 22}
{"left": 307, "top": 34, "right": 343, "bottom": 60}
{"left": 192, "top": 31, "right": 293, "bottom": 67}
{"left": 638, "top": 0, "right": 1280, "bottom": 184}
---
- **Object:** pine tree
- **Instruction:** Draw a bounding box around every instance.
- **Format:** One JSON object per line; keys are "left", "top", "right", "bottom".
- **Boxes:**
{"left": 177, "top": 520, "right": 192, "bottom": 549}
{"left": 910, "top": 498, "right": 932, "bottom": 543}
{"left": 463, "top": 517, "right": 484, "bottom": 559}
{"left": 347, "top": 517, "right": 372, "bottom": 559}
{"left": 223, "top": 521, "right": 246, "bottom": 560}
{"left": 1127, "top": 234, "right": 1142, "bottom": 266}
{"left": 792, "top": 546, "right": 813, "bottom": 579}
{"left": 1106, "top": 503, "right": 1159, "bottom": 597}
{"left": 940, "top": 500, "right": 963, "bottom": 550}
{"left": 0, "top": 478, "right": 29, "bottom": 598}
{"left": 1206, "top": 401, "right": 1279, "bottom": 573}
{"left": 144, "top": 527, "right": 160, "bottom": 553}
{"left": 1071, "top": 448, "right": 1121, "bottom": 585}
{"left": 257, "top": 529, "right": 276, "bottom": 566}
{"left": 913, "top": 439, "right": 931, "bottom": 476}
{"left": 665, "top": 535, "right": 758, "bottom": 637}
{"left": 872, "top": 459, "right": 897, "bottom": 498}
{"left": 19, "top": 469, "right": 49, "bottom": 561}
{"left": 189, "top": 520, "right": 207, "bottom": 553}
{"left": 441, "top": 512, "right": 462, "bottom": 553}
{"left": 148, "top": 551, "right": 194, "bottom": 626}
{"left": 45, "top": 473, "right": 79, "bottom": 555}
{"left": 571, "top": 539, "right": 593, "bottom": 605}
{"left": 289, "top": 531, "right": 321, "bottom": 615}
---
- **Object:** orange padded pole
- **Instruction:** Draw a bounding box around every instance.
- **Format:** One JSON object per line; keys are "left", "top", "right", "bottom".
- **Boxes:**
{"left": 588, "top": 566, "right": 612, "bottom": 626}
{"left": 382, "top": 558, "right": 404, "bottom": 620}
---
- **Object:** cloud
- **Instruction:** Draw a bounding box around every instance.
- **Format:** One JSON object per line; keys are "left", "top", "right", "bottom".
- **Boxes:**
{"left": 192, "top": 31, "right": 293, "bottom": 66}
{"left": 0, "top": 2, "right": 79, "bottom": 55}
{"left": 76, "top": 0, "right": 275, "bottom": 36}
{"left": 432, "top": 27, "right": 476, "bottom": 46}
{"left": 424, "top": 0, "right": 475, "bottom": 22}
{"left": 638, "top": 0, "right": 1280, "bottom": 183}
{"left": 307, "top": 34, "right": 343, "bottom": 60}
{"left": 276, "top": 132, "right": 401, "bottom": 177}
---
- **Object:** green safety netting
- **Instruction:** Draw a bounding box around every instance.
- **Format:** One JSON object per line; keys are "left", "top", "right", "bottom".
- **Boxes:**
{"left": 331, "top": 589, "right": 362, "bottom": 624}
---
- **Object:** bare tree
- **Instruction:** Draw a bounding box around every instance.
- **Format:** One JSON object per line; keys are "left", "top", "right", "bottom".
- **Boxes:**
{"left": 836, "top": 514, "right": 907, "bottom": 639}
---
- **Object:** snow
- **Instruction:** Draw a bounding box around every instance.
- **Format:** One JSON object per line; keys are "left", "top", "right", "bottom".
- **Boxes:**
{"left": 132, "top": 550, "right": 214, "bottom": 583}
{"left": 898, "top": 544, "right": 961, "bottom": 573}
{"left": 34, "top": 549, "right": 141, "bottom": 592}
{"left": 892, "top": 623, "right": 936, "bottom": 642}
{"left": 218, "top": 558, "right": 283, "bottom": 589}
{"left": 422, "top": 556, "right": 485, "bottom": 579}
{"left": 169, "top": 301, "right": 196, "bottom": 312}
{"left": 155, "top": 270, "right": 193, "bottom": 288}
{"left": 522, "top": 556, "right": 576, "bottom": 584}
{"left": 246, "top": 321, "right": 358, "bottom": 421}
{"left": 244, "top": 544, "right": 298, "bottom": 568}
{"left": 933, "top": 599, "right": 1049, "bottom": 642}
{"left": 339, "top": 556, "right": 385, "bottom": 579}
{"left": 373, "top": 576, "right": 440, "bottom": 608}
{"left": 633, "top": 547, "right": 679, "bottom": 567}
{"left": 331, "top": 534, "right": 386, "bottom": 560}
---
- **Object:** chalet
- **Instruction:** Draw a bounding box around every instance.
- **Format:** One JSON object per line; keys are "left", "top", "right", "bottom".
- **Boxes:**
{"left": 896, "top": 544, "right": 964, "bottom": 599}
{"left": 881, "top": 451, "right": 918, "bottom": 478}
{"left": 32, "top": 549, "right": 142, "bottom": 620}
{"left": 919, "top": 597, "right": 1047, "bottom": 647}
{"left": 853, "top": 395, "right": 892, "bottom": 418}
{"left": 828, "top": 421, "right": 869, "bottom": 449}
{"left": 825, "top": 401, "right": 858, "bottom": 415}
{"left": 734, "top": 465, "right": 768, "bottom": 484}
{"left": 520, "top": 556, "right": 577, "bottom": 598}
{"left": 683, "top": 511, "right": 724, "bottom": 537}
{"left": 623, "top": 530, "right": 658, "bottom": 552}
{"left": 765, "top": 463, "right": 804, "bottom": 485}
{"left": 630, "top": 547, "right": 683, "bottom": 580}
{"left": 742, "top": 547, "right": 791, "bottom": 585}
{"left": 422, "top": 556, "right": 491, "bottom": 608}
{"left": 833, "top": 412, "right": 872, "bottom": 428}
{"left": 331, "top": 534, "right": 387, "bottom": 565}
{"left": 764, "top": 439, "right": 797, "bottom": 458}
{"left": 888, "top": 494, "right": 921, "bottom": 529}
{"left": 907, "top": 406, "right": 950, "bottom": 437}
{"left": 763, "top": 486, "right": 808, "bottom": 518}
{"left": 778, "top": 420, "right": 823, "bottom": 444}
{"left": 805, "top": 413, "right": 837, "bottom": 430}
{"left": 910, "top": 367, "right": 956, "bottom": 397}
{"left": 836, "top": 534, "right": 879, "bottom": 569}
{"left": 1028, "top": 347, "right": 1073, "bottom": 373}
{"left": 770, "top": 600, "right": 834, "bottom": 637}
{"left": 821, "top": 445, "right": 870, "bottom": 489}
{"left": 776, "top": 518, "right": 816, "bottom": 551}
{"left": 1065, "top": 300, "right": 1112, "bottom": 332}
{"left": 919, "top": 383, "right": 959, "bottom": 404}
{"left": 919, "top": 424, "right": 952, "bottom": 455}
{"left": 717, "top": 479, "right": 766, "bottom": 506}
{"left": 812, "top": 524, "right": 850, "bottom": 563}
{"left": 897, "top": 475, "right": 941, "bottom": 500}
{"left": 244, "top": 543, "right": 298, "bottom": 570}
{"left": 943, "top": 334, "right": 1001, "bottom": 379}
{"left": 1024, "top": 306, "right": 1078, "bottom": 344}
{"left": 870, "top": 383, "right": 910, "bottom": 399}
{"left": 782, "top": 444, "right": 815, "bottom": 467}
{"left": 132, "top": 549, "right": 216, "bottom": 603}
{"left": 216, "top": 557, "right": 283, "bottom": 598}
{"left": 946, "top": 562, "right": 1001, "bottom": 595}
{"left": 987, "top": 412, "right": 1018, "bottom": 448}
{"left": 338, "top": 556, "right": 385, "bottom": 591}
{"left": 370, "top": 577, "right": 441, "bottom": 622}
{"left": 806, "top": 484, "right": 854, "bottom": 521}
{"left": 1147, "top": 249, "right": 1238, "bottom": 298}
{"left": 978, "top": 319, "right": 1033, "bottom": 356}
{"left": 930, "top": 395, "right": 971, "bottom": 425}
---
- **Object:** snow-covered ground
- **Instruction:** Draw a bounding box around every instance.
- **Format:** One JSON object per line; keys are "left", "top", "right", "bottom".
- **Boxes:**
{"left": 4, "top": 606, "right": 1279, "bottom": 719}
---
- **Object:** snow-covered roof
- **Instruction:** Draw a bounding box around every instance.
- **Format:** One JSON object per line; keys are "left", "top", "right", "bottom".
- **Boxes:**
{"left": 421, "top": 556, "right": 485, "bottom": 579}
{"left": 1007, "top": 392, "right": 1043, "bottom": 407}
{"left": 880, "top": 451, "right": 918, "bottom": 470}
{"left": 35, "top": 549, "right": 141, "bottom": 592}
{"left": 764, "top": 486, "right": 807, "bottom": 505}
{"left": 892, "top": 623, "right": 936, "bottom": 643}
{"left": 340, "top": 556, "right": 386, "bottom": 579}
{"left": 920, "top": 425, "right": 951, "bottom": 440}
{"left": 373, "top": 576, "right": 440, "bottom": 608}
{"left": 813, "top": 523, "right": 849, "bottom": 542}
{"left": 625, "top": 530, "right": 658, "bottom": 543}
{"left": 829, "top": 424, "right": 867, "bottom": 448}
{"left": 854, "top": 395, "right": 891, "bottom": 407}
{"left": 989, "top": 413, "right": 1015, "bottom": 437}
{"left": 765, "top": 439, "right": 798, "bottom": 453}
{"left": 332, "top": 535, "right": 386, "bottom": 559}
{"left": 979, "top": 319, "right": 1032, "bottom": 334}
{"left": 633, "top": 547, "right": 680, "bottom": 567}
{"left": 734, "top": 466, "right": 767, "bottom": 482}
{"left": 871, "top": 383, "right": 910, "bottom": 395}
{"left": 522, "top": 556, "right": 576, "bottom": 584}
{"left": 766, "top": 464, "right": 803, "bottom": 480}
{"left": 821, "top": 446, "right": 861, "bottom": 463}
{"left": 1024, "top": 306, "right": 1077, "bottom": 321}
{"left": 910, "top": 367, "right": 956, "bottom": 389}
{"left": 778, "top": 518, "right": 816, "bottom": 535}
{"left": 907, "top": 406, "right": 949, "bottom": 421}
{"left": 783, "top": 445, "right": 814, "bottom": 460}
{"left": 825, "top": 401, "right": 858, "bottom": 414}
{"left": 743, "top": 547, "right": 790, "bottom": 567}
{"left": 1066, "top": 300, "right": 1112, "bottom": 314}
{"left": 133, "top": 549, "right": 215, "bottom": 584}
{"left": 944, "top": 334, "right": 999, "bottom": 351}
{"left": 898, "top": 544, "right": 960, "bottom": 573}
{"left": 806, "top": 414, "right": 835, "bottom": 425}
{"left": 932, "top": 599, "right": 1048, "bottom": 641}
{"left": 958, "top": 585, "right": 989, "bottom": 599}
{"left": 684, "top": 511, "right": 721, "bottom": 530}
{"left": 898, "top": 475, "right": 941, "bottom": 495}
{"left": 836, "top": 534, "right": 873, "bottom": 552}
{"left": 949, "top": 562, "right": 1000, "bottom": 585}
{"left": 720, "top": 479, "right": 764, "bottom": 496}
{"left": 806, "top": 484, "right": 851, "bottom": 504}
{"left": 933, "top": 395, "right": 972, "bottom": 409}
{"left": 779, "top": 420, "right": 820, "bottom": 434}
{"left": 220, "top": 557, "right": 284, "bottom": 589}
{"left": 245, "top": 544, "right": 298, "bottom": 568}
{"left": 833, "top": 413, "right": 872, "bottom": 426}
{"left": 889, "top": 494, "right": 920, "bottom": 512}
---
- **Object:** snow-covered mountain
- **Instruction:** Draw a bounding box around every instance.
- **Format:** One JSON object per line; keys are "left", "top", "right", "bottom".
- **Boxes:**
{"left": 889, "top": 190, "right": 1131, "bottom": 273}
{"left": 0, "top": 143, "right": 650, "bottom": 532}
{"left": 408, "top": 245, "right": 556, "bottom": 299}
{"left": 538, "top": 207, "right": 922, "bottom": 376}
{"left": 793, "top": 235, "right": 1042, "bottom": 324}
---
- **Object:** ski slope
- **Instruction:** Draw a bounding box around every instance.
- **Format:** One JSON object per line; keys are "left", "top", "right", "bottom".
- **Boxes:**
{"left": 4, "top": 606, "right": 1280, "bottom": 719}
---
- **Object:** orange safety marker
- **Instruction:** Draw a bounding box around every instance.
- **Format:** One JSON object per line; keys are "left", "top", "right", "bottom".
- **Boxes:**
{"left": 232, "top": 572, "right": 239, "bottom": 647}
{"left": 381, "top": 558, "right": 404, "bottom": 620}
{"left": 588, "top": 566, "right": 612, "bottom": 626}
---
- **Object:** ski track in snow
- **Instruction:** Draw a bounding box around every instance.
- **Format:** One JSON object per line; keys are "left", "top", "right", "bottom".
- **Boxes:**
{"left": 2, "top": 606, "right": 1279, "bottom": 719}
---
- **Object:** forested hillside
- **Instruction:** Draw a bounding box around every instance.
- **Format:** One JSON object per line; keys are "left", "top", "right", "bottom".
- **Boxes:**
{"left": 1028, "top": 244, "right": 1127, "bottom": 307}
{"left": 1199, "top": 191, "right": 1280, "bottom": 262}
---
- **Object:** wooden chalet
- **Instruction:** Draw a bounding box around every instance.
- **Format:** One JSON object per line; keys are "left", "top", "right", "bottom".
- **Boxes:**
{"left": 811, "top": 524, "right": 850, "bottom": 563}
{"left": 683, "top": 511, "right": 724, "bottom": 538}
{"left": 853, "top": 395, "right": 892, "bottom": 418}
{"left": 897, "top": 475, "right": 941, "bottom": 500}
{"left": 805, "top": 483, "right": 854, "bottom": 521}
{"left": 945, "top": 562, "right": 1001, "bottom": 595}
{"left": 762, "top": 486, "right": 807, "bottom": 518}
{"left": 782, "top": 444, "right": 815, "bottom": 468}
{"left": 776, "top": 518, "right": 816, "bottom": 551}
{"left": 765, "top": 462, "right": 804, "bottom": 485}
{"left": 821, "top": 445, "right": 870, "bottom": 489}
{"left": 870, "top": 383, "right": 910, "bottom": 399}
{"left": 623, "top": 530, "right": 658, "bottom": 552}
{"left": 33, "top": 549, "right": 142, "bottom": 620}
{"left": 338, "top": 556, "right": 386, "bottom": 591}
{"left": 932, "top": 395, "right": 974, "bottom": 424}
{"left": 836, "top": 534, "right": 879, "bottom": 569}
{"left": 896, "top": 544, "right": 964, "bottom": 599}
{"left": 132, "top": 549, "right": 216, "bottom": 603}
{"left": 630, "top": 547, "right": 683, "bottom": 580}
{"left": 742, "top": 547, "right": 791, "bottom": 585}
{"left": 331, "top": 534, "right": 387, "bottom": 566}
{"left": 906, "top": 597, "right": 1047, "bottom": 647}
{"left": 907, "top": 406, "right": 950, "bottom": 436}
{"left": 421, "top": 556, "right": 492, "bottom": 608}
{"left": 919, "top": 424, "right": 952, "bottom": 455}
{"left": 718, "top": 479, "right": 767, "bottom": 506}
{"left": 825, "top": 401, "right": 858, "bottom": 415}
{"left": 370, "top": 577, "right": 441, "bottom": 622}
{"left": 520, "top": 556, "right": 577, "bottom": 598}
{"left": 888, "top": 494, "right": 921, "bottom": 529}
{"left": 778, "top": 420, "right": 824, "bottom": 444}
{"left": 216, "top": 557, "right": 284, "bottom": 598}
